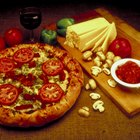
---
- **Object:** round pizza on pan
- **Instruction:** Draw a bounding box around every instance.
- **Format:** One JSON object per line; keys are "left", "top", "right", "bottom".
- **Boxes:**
{"left": 0, "top": 43, "right": 84, "bottom": 127}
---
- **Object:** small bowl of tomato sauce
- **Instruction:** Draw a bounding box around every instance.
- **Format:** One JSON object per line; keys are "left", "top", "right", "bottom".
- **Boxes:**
{"left": 111, "top": 58, "right": 140, "bottom": 88}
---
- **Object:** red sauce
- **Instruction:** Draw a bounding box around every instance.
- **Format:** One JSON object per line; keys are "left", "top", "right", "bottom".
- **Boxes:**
{"left": 116, "top": 61, "right": 140, "bottom": 84}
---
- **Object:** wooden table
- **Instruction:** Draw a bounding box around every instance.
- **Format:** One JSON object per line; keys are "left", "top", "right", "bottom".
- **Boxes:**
{"left": 0, "top": 5, "right": 140, "bottom": 140}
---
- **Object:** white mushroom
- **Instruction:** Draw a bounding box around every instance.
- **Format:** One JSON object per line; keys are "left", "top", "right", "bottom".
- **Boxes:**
{"left": 106, "top": 51, "right": 115, "bottom": 60}
{"left": 113, "top": 56, "right": 121, "bottom": 62}
{"left": 88, "top": 79, "right": 97, "bottom": 90}
{"left": 91, "top": 68, "right": 100, "bottom": 76}
{"left": 89, "top": 92, "right": 101, "bottom": 100}
{"left": 91, "top": 66, "right": 102, "bottom": 72}
{"left": 102, "top": 68, "right": 111, "bottom": 75}
{"left": 93, "top": 59, "right": 102, "bottom": 67}
{"left": 82, "top": 50, "right": 93, "bottom": 61}
{"left": 98, "top": 105, "right": 105, "bottom": 112}
{"left": 92, "top": 100, "right": 105, "bottom": 112}
{"left": 96, "top": 51, "right": 106, "bottom": 61}
{"left": 102, "top": 63, "right": 109, "bottom": 68}
{"left": 107, "top": 79, "right": 117, "bottom": 87}
{"left": 91, "top": 66, "right": 102, "bottom": 76}
{"left": 105, "top": 59, "right": 113, "bottom": 68}
{"left": 85, "top": 83, "right": 90, "bottom": 90}
{"left": 78, "top": 106, "right": 90, "bottom": 117}
{"left": 94, "top": 56, "right": 100, "bottom": 62}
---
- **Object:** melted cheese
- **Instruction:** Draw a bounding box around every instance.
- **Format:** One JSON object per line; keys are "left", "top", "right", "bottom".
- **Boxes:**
{"left": 1, "top": 47, "right": 70, "bottom": 113}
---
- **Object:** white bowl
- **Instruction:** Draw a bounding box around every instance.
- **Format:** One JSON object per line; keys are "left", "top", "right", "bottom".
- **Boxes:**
{"left": 111, "top": 58, "right": 140, "bottom": 89}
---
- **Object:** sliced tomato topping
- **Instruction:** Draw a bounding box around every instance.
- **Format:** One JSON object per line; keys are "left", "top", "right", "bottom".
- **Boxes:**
{"left": 0, "top": 58, "right": 14, "bottom": 73}
{"left": 13, "top": 48, "right": 34, "bottom": 63}
{"left": 39, "top": 83, "right": 64, "bottom": 103}
{"left": 42, "top": 59, "right": 64, "bottom": 76}
{"left": 0, "top": 84, "right": 19, "bottom": 105}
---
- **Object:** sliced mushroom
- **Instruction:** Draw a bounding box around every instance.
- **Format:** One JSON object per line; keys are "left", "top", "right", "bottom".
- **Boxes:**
{"left": 105, "top": 59, "right": 113, "bottom": 68}
{"left": 78, "top": 106, "right": 90, "bottom": 117}
{"left": 107, "top": 79, "right": 117, "bottom": 87}
{"left": 92, "top": 100, "right": 105, "bottom": 112}
{"left": 91, "top": 66, "right": 102, "bottom": 76}
{"left": 88, "top": 79, "right": 97, "bottom": 90}
{"left": 113, "top": 56, "right": 121, "bottom": 62}
{"left": 96, "top": 51, "right": 106, "bottom": 61}
{"left": 85, "top": 83, "right": 90, "bottom": 90}
{"left": 82, "top": 50, "right": 93, "bottom": 61}
{"left": 106, "top": 51, "right": 115, "bottom": 60}
{"left": 89, "top": 92, "right": 101, "bottom": 100}
{"left": 102, "top": 68, "right": 111, "bottom": 75}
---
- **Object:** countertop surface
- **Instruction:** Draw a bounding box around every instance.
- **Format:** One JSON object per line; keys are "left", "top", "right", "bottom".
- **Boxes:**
{"left": 0, "top": 2, "right": 140, "bottom": 140}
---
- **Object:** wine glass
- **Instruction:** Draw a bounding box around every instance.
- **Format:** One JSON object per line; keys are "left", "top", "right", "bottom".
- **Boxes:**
{"left": 20, "top": 7, "right": 42, "bottom": 43}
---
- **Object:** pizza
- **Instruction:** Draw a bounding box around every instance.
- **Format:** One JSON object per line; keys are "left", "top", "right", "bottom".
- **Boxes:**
{"left": 0, "top": 43, "right": 84, "bottom": 128}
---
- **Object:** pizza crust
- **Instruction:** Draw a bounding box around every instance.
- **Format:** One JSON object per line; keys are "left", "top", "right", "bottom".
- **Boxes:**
{"left": 0, "top": 75, "right": 82, "bottom": 127}
{"left": 0, "top": 43, "right": 84, "bottom": 127}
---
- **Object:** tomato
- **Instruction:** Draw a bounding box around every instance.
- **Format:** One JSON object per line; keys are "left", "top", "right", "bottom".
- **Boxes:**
{"left": 0, "top": 36, "right": 6, "bottom": 51}
{"left": 0, "top": 84, "right": 19, "bottom": 105}
{"left": 39, "top": 83, "right": 64, "bottom": 103}
{"left": 42, "top": 59, "right": 64, "bottom": 76}
{"left": 13, "top": 48, "right": 34, "bottom": 63}
{"left": 0, "top": 58, "right": 14, "bottom": 73}
{"left": 4, "top": 27, "right": 23, "bottom": 47}
{"left": 108, "top": 38, "right": 132, "bottom": 58}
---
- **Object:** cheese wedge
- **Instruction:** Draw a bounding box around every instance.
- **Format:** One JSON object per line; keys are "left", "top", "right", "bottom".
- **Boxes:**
{"left": 64, "top": 17, "right": 110, "bottom": 48}
{"left": 99, "top": 22, "right": 117, "bottom": 53}
{"left": 64, "top": 17, "right": 117, "bottom": 54}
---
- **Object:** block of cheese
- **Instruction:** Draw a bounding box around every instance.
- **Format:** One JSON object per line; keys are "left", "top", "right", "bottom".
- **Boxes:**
{"left": 64, "top": 17, "right": 110, "bottom": 48}
{"left": 64, "top": 17, "right": 117, "bottom": 54}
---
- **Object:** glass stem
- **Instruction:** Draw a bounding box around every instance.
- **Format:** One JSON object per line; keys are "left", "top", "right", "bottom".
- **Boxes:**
{"left": 30, "top": 30, "right": 34, "bottom": 43}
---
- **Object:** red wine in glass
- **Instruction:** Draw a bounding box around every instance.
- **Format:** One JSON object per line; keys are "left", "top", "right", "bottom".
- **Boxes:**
{"left": 20, "top": 7, "right": 42, "bottom": 42}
